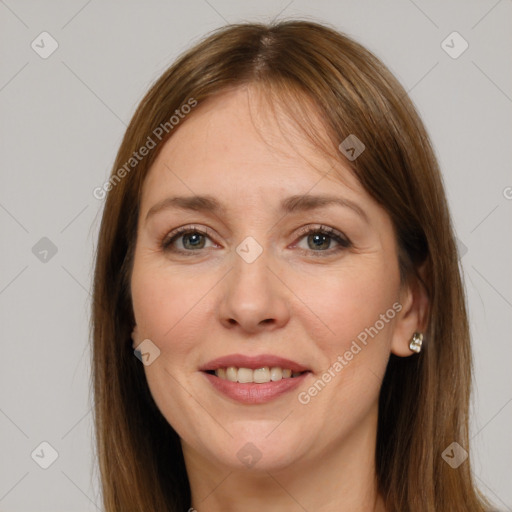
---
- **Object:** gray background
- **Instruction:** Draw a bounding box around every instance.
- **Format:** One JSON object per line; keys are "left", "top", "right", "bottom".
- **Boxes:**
{"left": 1, "top": 0, "right": 511, "bottom": 510}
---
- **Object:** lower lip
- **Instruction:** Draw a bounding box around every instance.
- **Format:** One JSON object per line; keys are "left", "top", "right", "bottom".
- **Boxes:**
{"left": 202, "top": 371, "right": 310, "bottom": 404}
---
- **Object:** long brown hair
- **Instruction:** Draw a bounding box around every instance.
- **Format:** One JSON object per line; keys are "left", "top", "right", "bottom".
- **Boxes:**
{"left": 91, "top": 19, "right": 493, "bottom": 511}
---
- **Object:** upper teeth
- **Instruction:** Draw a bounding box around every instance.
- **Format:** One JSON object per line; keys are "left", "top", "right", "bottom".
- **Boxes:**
{"left": 215, "top": 366, "right": 302, "bottom": 383}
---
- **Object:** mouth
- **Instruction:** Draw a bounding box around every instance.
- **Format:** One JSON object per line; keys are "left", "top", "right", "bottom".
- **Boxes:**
{"left": 205, "top": 366, "right": 307, "bottom": 383}
{"left": 200, "top": 354, "right": 312, "bottom": 404}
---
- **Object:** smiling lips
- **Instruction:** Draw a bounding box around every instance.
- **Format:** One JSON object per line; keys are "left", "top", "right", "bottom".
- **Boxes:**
{"left": 200, "top": 354, "right": 311, "bottom": 404}
{"left": 216, "top": 366, "right": 301, "bottom": 383}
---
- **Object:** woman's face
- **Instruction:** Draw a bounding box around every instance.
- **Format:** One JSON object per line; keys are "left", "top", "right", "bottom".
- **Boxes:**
{"left": 130, "top": 85, "right": 416, "bottom": 473}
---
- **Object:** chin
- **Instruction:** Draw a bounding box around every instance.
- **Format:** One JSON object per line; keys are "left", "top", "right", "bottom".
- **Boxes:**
{"left": 203, "top": 428, "right": 309, "bottom": 472}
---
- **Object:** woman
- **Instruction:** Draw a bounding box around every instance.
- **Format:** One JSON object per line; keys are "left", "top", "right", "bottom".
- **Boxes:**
{"left": 92, "top": 20, "right": 494, "bottom": 511}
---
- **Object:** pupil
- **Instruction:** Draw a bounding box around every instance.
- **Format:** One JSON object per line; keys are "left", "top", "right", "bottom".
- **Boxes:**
{"left": 310, "top": 233, "right": 329, "bottom": 250}
{"left": 185, "top": 233, "right": 203, "bottom": 248}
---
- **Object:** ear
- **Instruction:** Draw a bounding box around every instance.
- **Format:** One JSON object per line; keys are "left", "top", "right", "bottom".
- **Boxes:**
{"left": 391, "top": 264, "right": 429, "bottom": 357}
{"left": 131, "top": 325, "right": 140, "bottom": 349}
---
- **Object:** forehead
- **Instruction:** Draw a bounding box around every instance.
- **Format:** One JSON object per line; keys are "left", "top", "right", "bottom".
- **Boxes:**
{"left": 140, "top": 85, "right": 365, "bottom": 212}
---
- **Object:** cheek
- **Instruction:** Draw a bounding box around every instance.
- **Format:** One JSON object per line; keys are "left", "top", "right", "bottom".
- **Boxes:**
{"left": 296, "top": 260, "right": 400, "bottom": 416}
{"left": 298, "top": 261, "right": 400, "bottom": 356}
{"left": 131, "top": 259, "right": 208, "bottom": 344}
{"left": 130, "top": 263, "right": 211, "bottom": 435}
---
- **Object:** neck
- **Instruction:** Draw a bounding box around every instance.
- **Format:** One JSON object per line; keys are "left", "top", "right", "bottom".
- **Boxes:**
{"left": 183, "top": 405, "right": 387, "bottom": 512}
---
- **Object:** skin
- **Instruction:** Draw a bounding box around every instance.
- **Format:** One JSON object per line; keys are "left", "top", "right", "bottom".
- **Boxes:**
{"left": 130, "top": 84, "right": 428, "bottom": 511}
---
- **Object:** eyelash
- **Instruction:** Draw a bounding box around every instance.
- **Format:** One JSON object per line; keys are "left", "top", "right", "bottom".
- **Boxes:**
{"left": 161, "top": 224, "right": 351, "bottom": 257}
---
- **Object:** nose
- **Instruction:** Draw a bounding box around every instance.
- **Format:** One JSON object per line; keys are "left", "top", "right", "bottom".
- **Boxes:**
{"left": 217, "top": 245, "right": 291, "bottom": 334}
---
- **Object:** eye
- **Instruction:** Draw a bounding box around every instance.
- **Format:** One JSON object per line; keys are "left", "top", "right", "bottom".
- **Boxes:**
{"left": 293, "top": 225, "right": 351, "bottom": 256}
{"left": 161, "top": 225, "right": 216, "bottom": 255}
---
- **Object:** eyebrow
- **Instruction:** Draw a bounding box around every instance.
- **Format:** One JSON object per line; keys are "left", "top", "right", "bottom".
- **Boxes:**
{"left": 145, "top": 193, "right": 369, "bottom": 224}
